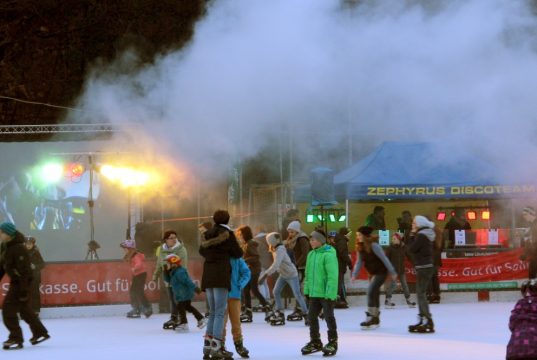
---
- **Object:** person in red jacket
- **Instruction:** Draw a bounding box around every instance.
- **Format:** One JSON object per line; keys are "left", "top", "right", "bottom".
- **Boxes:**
{"left": 120, "top": 240, "right": 152, "bottom": 319}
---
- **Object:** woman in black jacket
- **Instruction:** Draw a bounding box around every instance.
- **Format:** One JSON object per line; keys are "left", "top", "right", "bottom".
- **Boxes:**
{"left": 199, "top": 210, "right": 243, "bottom": 360}
{"left": 25, "top": 237, "right": 45, "bottom": 315}
{"left": 407, "top": 216, "right": 436, "bottom": 334}
{"left": 0, "top": 223, "right": 49, "bottom": 350}
{"left": 333, "top": 227, "right": 353, "bottom": 308}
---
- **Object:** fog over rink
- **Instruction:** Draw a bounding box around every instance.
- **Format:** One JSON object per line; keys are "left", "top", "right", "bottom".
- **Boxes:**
{"left": 1, "top": 302, "right": 511, "bottom": 359}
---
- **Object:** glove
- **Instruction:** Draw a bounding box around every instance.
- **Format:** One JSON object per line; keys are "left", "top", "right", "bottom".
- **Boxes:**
{"left": 18, "top": 291, "right": 29, "bottom": 302}
{"left": 195, "top": 287, "right": 202, "bottom": 295}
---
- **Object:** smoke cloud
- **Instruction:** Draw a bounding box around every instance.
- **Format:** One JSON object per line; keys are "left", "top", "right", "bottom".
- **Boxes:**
{"left": 68, "top": 0, "right": 537, "bottom": 183}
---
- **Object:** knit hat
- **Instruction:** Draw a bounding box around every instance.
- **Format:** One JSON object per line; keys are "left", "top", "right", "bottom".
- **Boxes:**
{"left": 521, "top": 278, "right": 537, "bottom": 297}
{"left": 414, "top": 215, "right": 434, "bottom": 229}
{"left": 120, "top": 239, "right": 136, "bottom": 249}
{"left": 287, "top": 220, "right": 302, "bottom": 233}
{"left": 357, "top": 226, "right": 374, "bottom": 237}
{"left": 0, "top": 222, "right": 17, "bottom": 237}
{"left": 310, "top": 231, "right": 327, "bottom": 244}
{"left": 523, "top": 207, "right": 536, "bottom": 217}
{"left": 166, "top": 254, "right": 182, "bottom": 265}
{"left": 266, "top": 232, "right": 282, "bottom": 247}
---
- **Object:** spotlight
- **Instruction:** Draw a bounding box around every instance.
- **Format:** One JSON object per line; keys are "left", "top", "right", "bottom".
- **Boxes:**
{"left": 436, "top": 212, "right": 446, "bottom": 221}
{"left": 481, "top": 210, "right": 490, "bottom": 220}
{"left": 39, "top": 162, "right": 64, "bottom": 184}
{"left": 467, "top": 211, "right": 477, "bottom": 220}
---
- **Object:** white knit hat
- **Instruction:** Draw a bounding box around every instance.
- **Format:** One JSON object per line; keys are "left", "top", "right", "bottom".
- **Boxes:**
{"left": 266, "top": 232, "right": 282, "bottom": 247}
{"left": 414, "top": 215, "right": 434, "bottom": 229}
{"left": 287, "top": 220, "right": 301, "bottom": 233}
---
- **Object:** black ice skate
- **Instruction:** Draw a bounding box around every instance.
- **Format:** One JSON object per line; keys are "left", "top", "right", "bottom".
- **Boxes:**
{"left": 322, "top": 338, "right": 338, "bottom": 357}
{"left": 126, "top": 309, "right": 141, "bottom": 318}
{"left": 406, "top": 298, "right": 417, "bottom": 308}
{"left": 163, "top": 315, "right": 178, "bottom": 330}
{"left": 30, "top": 333, "right": 50, "bottom": 345}
{"left": 301, "top": 339, "right": 323, "bottom": 355}
{"left": 360, "top": 312, "right": 380, "bottom": 330}
{"left": 384, "top": 298, "right": 396, "bottom": 309}
{"left": 287, "top": 309, "right": 304, "bottom": 321}
{"left": 143, "top": 307, "right": 153, "bottom": 318}
{"left": 252, "top": 304, "right": 265, "bottom": 312}
{"left": 234, "top": 339, "right": 250, "bottom": 358}
{"left": 210, "top": 339, "right": 234, "bottom": 359}
{"left": 270, "top": 310, "right": 285, "bottom": 326}
{"left": 410, "top": 316, "right": 435, "bottom": 333}
{"left": 3, "top": 339, "right": 23, "bottom": 350}
{"left": 240, "top": 308, "right": 253, "bottom": 323}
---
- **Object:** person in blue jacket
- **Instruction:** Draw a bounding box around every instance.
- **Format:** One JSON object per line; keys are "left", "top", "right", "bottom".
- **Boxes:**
{"left": 164, "top": 254, "right": 207, "bottom": 331}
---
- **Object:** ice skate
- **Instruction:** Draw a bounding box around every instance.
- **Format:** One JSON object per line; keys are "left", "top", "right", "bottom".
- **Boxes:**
{"left": 163, "top": 315, "right": 178, "bottom": 329}
{"left": 203, "top": 337, "right": 212, "bottom": 360}
{"left": 234, "top": 339, "right": 250, "bottom": 358}
{"left": 270, "top": 310, "right": 285, "bottom": 326}
{"left": 197, "top": 317, "right": 208, "bottom": 329}
{"left": 322, "top": 338, "right": 338, "bottom": 357}
{"left": 3, "top": 339, "right": 23, "bottom": 350}
{"left": 175, "top": 322, "right": 189, "bottom": 332}
{"left": 126, "top": 308, "right": 141, "bottom": 318}
{"left": 384, "top": 298, "right": 395, "bottom": 309}
{"left": 301, "top": 339, "right": 323, "bottom": 355}
{"left": 406, "top": 298, "right": 416, "bottom": 308}
{"left": 143, "top": 307, "right": 153, "bottom": 318}
{"left": 240, "top": 308, "right": 253, "bottom": 323}
{"left": 360, "top": 311, "right": 380, "bottom": 330}
{"left": 287, "top": 309, "right": 303, "bottom": 321}
{"left": 210, "top": 339, "right": 234, "bottom": 359}
{"left": 30, "top": 333, "right": 50, "bottom": 345}
{"left": 413, "top": 316, "right": 435, "bottom": 333}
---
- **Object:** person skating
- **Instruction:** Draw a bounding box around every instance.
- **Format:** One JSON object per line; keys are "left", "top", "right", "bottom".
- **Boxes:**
{"left": 199, "top": 210, "right": 243, "bottom": 360}
{"left": 0, "top": 222, "right": 49, "bottom": 350}
{"left": 351, "top": 226, "right": 397, "bottom": 330}
{"left": 332, "top": 227, "right": 353, "bottom": 309}
{"left": 506, "top": 278, "right": 537, "bottom": 360}
{"left": 301, "top": 230, "right": 339, "bottom": 357}
{"left": 24, "top": 237, "right": 45, "bottom": 315}
{"left": 236, "top": 225, "right": 269, "bottom": 322}
{"left": 120, "top": 239, "right": 152, "bottom": 318}
{"left": 384, "top": 233, "right": 416, "bottom": 308}
{"left": 163, "top": 254, "right": 206, "bottom": 331}
{"left": 285, "top": 221, "right": 311, "bottom": 321}
{"left": 258, "top": 232, "right": 309, "bottom": 326}
{"left": 407, "top": 216, "right": 436, "bottom": 333}
{"left": 153, "top": 230, "right": 188, "bottom": 329}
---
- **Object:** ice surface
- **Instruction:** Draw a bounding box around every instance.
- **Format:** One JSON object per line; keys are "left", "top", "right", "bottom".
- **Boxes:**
{"left": 0, "top": 302, "right": 511, "bottom": 359}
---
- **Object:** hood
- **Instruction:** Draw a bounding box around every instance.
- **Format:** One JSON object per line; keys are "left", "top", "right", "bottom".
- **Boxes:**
{"left": 314, "top": 244, "right": 335, "bottom": 254}
{"left": 200, "top": 230, "right": 230, "bottom": 248}
{"left": 162, "top": 239, "right": 182, "bottom": 251}
{"left": 418, "top": 228, "right": 436, "bottom": 242}
{"left": 286, "top": 231, "right": 308, "bottom": 249}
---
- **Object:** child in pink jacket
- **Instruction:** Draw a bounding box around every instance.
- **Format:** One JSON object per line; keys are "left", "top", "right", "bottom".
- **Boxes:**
{"left": 121, "top": 240, "right": 152, "bottom": 319}
{"left": 506, "top": 279, "right": 537, "bottom": 360}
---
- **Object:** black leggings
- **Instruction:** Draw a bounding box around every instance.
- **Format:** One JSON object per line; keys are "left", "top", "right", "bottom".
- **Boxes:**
{"left": 130, "top": 273, "right": 150, "bottom": 311}
{"left": 177, "top": 300, "right": 204, "bottom": 324}
{"left": 243, "top": 272, "right": 268, "bottom": 308}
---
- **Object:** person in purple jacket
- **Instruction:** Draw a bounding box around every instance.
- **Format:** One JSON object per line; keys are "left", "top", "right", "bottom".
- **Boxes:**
{"left": 506, "top": 278, "right": 537, "bottom": 360}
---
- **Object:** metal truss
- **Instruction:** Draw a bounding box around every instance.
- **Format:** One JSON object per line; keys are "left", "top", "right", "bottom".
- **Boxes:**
{"left": 0, "top": 124, "right": 118, "bottom": 135}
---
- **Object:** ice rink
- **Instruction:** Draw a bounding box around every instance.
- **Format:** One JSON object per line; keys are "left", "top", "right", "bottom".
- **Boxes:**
{"left": 0, "top": 301, "right": 512, "bottom": 359}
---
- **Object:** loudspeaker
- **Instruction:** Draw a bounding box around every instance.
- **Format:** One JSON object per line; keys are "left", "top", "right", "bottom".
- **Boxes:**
{"left": 310, "top": 167, "right": 336, "bottom": 206}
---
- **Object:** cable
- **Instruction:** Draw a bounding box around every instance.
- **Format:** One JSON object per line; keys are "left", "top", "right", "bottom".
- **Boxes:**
{"left": 0, "top": 95, "right": 86, "bottom": 112}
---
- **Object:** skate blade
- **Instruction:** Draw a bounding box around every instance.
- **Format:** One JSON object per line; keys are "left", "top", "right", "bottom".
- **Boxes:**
{"left": 270, "top": 322, "right": 285, "bottom": 326}
{"left": 3, "top": 344, "right": 23, "bottom": 350}
{"left": 301, "top": 349, "right": 322, "bottom": 355}
{"left": 322, "top": 351, "right": 336, "bottom": 357}
{"left": 361, "top": 325, "right": 379, "bottom": 330}
{"left": 30, "top": 335, "right": 50, "bottom": 345}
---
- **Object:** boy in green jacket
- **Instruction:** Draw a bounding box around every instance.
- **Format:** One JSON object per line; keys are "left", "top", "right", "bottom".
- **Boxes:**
{"left": 301, "top": 230, "right": 339, "bottom": 357}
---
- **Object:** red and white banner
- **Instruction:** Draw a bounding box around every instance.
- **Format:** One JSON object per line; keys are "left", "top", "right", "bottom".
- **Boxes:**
{"left": 0, "top": 260, "right": 204, "bottom": 307}
{"left": 352, "top": 248, "right": 528, "bottom": 283}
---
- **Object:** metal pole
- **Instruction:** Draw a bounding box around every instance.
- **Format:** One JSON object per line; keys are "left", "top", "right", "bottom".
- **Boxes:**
{"left": 88, "top": 155, "right": 95, "bottom": 243}
{"left": 345, "top": 199, "right": 350, "bottom": 228}
{"left": 347, "top": 96, "right": 353, "bottom": 166}
{"left": 289, "top": 126, "right": 294, "bottom": 208}
{"left": 197, "top": 179, "right": 202, "bottom": 247}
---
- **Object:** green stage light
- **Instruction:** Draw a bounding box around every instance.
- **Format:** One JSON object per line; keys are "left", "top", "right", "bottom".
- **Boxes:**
{"left": 306, "top": 214, "right": 315, "bottom": 223}
{"left": 39, "top": 163, "right": 64, "bottom": 184}
{"left": 329, "top": 214, "right": 336, "bottom": 223}
{"left": 317, "top": 214, "right": 324, "bottom": 221}
{"left": 338, "top": 214, "right": 346, "bottom": 222}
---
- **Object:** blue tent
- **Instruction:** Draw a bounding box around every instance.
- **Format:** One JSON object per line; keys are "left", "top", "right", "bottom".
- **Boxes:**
{"left": 296, "top": 142, "right": 537, "bottom": 202}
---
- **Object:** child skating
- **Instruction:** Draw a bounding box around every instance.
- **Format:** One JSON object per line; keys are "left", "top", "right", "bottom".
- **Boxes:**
{"left": 120, "top": 239, "right": 152, "bottom": 319}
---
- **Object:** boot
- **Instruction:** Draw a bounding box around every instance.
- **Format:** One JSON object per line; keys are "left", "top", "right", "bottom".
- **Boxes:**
{"left": 163, "top": 315, "right": 178, "bottom": 329}
{"left": 322, "top": 337, "right": 338, "bottom": 357}
{"left": 211, "top": 338, "right": 234, "bottom": 359}
{"left": 197, "top": 317, "right": 208, "bottom": 329}
{"left": 414, "top": 316, "right": 435, "bottom": 333}
{"left": 360, "top": 309, "right": 380, "bottom": 330}
{"left": 143, "top": 306, "right": 153, "bottom": 318}
{"left": 3, "top": 339, "right": 23, "bottom": 350}
{"left": 234, "top": 339, "right": 250, "bottom": 358}
{"left": 301, "top": 338, "right": 323, "bottom": 355}
{"left": 240, "top": 308, "right": 253, "bottom": 323}
{"left": 126, "top": 308, "right": 141, "bottom": 318}
{"left": 408, "top": 314, "right": 424, "bottom": 332}
{"left": 203, "top": 337, "right": 212, "bottom": 360}
{"left": 405, "top": 297, "right": 416, "bottom": 308}
{"left": 384, "top": 298, "right": 395, "bottom": 309}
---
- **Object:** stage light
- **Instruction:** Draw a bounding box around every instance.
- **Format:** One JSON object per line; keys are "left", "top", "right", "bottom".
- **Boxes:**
{"left": 329, "top": 214, "right": 336, "bottom": 223}
{"left": 481, "top": 210, "right": 490, "bottom": 220}
{"left": 66, "top": 163, "right": 85, "bottom": 177}
{"left": 436, "top": 212, "right": 446, "bottom": 221}
{"left": 467, "top": 211, "right": 477, "bottom": 220}
{"left": 100, "top": 165, "right": 151, "bottom": 188}
{"left": 338, "top": 214, "right": 346, "bottom": 222}
{"left": 306, "top": 214, "right": 314, "bottom": 223}
{"left": 317, "top": 214, "right": 324, "bottom": 221}
{"left": 39, "top": 163, "right": 64, "bottom": 184}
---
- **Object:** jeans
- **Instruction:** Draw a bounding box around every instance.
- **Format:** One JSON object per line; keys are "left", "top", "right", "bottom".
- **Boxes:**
{"left": 427, "top": 266, "right": 441, "bottom": 297}
{"left": 385, "top": 273, "right": 411, "bottom": 299}
{"left": 130, "top": 273, "right": 150, "bottom": 311}
{"left": 367, "top": 274, "right": 387, "bottom": 308}
{"left": 205, "top": 288, "right": 229, "bottom": 340}
{"left": 273, "top": 276, "right": 308, "bottom": 313}
{"left": 223, "top": 298, "right": 242, "bottom": 342}
{"left": 243, "top": 272, "right": 267, "bottom": 308}
{"left": 308, "top": 298, "right": 337, "bottom": 340}
{"left": 416, "top": 267, "right": 434, "bottom": 318}
{"left": 177, "top": 300, "right": 204, "bottom": 324}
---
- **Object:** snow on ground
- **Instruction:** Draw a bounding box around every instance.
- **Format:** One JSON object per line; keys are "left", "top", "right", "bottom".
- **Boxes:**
{"left": 0, "top": 302, "right": 511, "bottom": 359}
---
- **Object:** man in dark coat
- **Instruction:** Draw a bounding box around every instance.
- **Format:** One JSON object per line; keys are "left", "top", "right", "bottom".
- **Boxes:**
{"left": 333, "top": 228, "right": 353, "bottom": 308}
{"left": 0, "top": 222, "right": 49, "bottom": 349}
{"left": 444, "top": 207, "right": 471, "bottom": 248}
{"left": 199, "top": 210, "right": 243, "bottom": 359}
{"left": 521, "top": 206, "right": 537, "bottom": 278}
{"left": 365, "top": 206, "right": 386, "bottom": 232}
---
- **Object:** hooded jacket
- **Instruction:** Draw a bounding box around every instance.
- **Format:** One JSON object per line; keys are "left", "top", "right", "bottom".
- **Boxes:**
{"left": 506, "top": 295, "right": 537, "bottom": 359}
{"left": 229, "top": 257, "right": 251, "bottom": 299}
{"left": 199, "top": 225, "right": 244, "bottom": 291}
{"left": 303, "top": 244, "right": 339, "bottom": 300}
{"left": 333, "top": 234, "right": 353, "bottom": 274}
{"left": 165, "top": 265, "right": 197, "bottom": 302}
{"left": 243, "top": 239, "right": 262, "bottom": 275}
{"left": 2, "top": 234, "right": 32, "bottom": 295}
{"left": 285, "top": 232, "right": 311, "bottom": 270}
{"left": 408, "top": 228, "right": 435, "bottom": 269}
{"left": 261, "top": 243, "right": 298, "bottom": 280}
{"left": 153, "top": 239, "right": 188, "bottom": 281}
